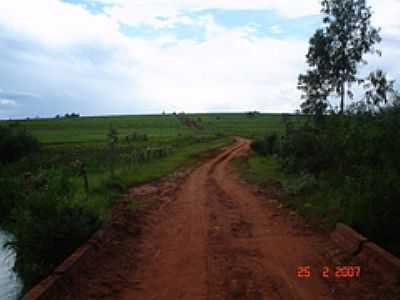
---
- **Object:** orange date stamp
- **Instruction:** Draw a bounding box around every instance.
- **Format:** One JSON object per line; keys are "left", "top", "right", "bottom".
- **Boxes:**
{"left": 297, "top": 266, "right": 361, "bottom": 279}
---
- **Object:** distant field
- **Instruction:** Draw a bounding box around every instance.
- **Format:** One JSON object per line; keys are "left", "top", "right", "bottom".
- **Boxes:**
{"left": 2, "top": 113, "right": 300, "bottom": 145}
{"left": 4, "top": 115, "right": 192, "bottom": 144}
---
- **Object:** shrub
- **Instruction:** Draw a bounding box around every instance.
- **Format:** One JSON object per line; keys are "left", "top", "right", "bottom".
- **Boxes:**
{"left": 6, "top": 170, "right": 101, "bottom": 290}
{"left": 104, "top": 175, "right": 126, "bottom": 194}
{"left": 0, "top": 175, "right": 25, "bottom": 225}
{"left": 250, "top": 133, "right": 279, "bottom": 156}
{"left": 265, "top": 133, "right": 279, "bottom": 155}
{"left": 0, "top": 125, "right": 41, "bottom": 164}
{"left": 280, "top": 126, "right": 321, "bottom": 173}
{"left": 278, "top": 106, "right": 400, "bottom": 255}
{"left": 250, "top": 139, "right": 266, "bottom": 155}
{"left": 282, "top": 173, "right": 318, "bottom": 196}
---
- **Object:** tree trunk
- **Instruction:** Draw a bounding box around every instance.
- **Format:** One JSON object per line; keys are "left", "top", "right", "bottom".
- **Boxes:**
{"left": 340, "top": 82, "right": 345, "bottom": 113}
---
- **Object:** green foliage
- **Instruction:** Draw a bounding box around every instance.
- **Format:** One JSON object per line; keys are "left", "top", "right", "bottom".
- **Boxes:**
{"left": 250, "top": 133, "right": 280, "bottom": 156}
{"left": 103, "top": 175, "right": 126, "bottom": 195}
{"left": 232, "top": 154, "right": 283, "bottom": 187}
{"left": 298, "top": 69, "right": 330, "bottom": 118}
{"left": 279, "top": 107, "right": 400, "bottom": 255}
{"left": 235, "top": 105, "right": 400, "bottom": 256}
{"left": 71, "top": 160, "right": 89, "bottom": 198}
{"left": 363, "top": 70, "right": 396, "bottom": 110}
{"left": 5, "top": 170, "right": 100, "bottom": 290}
{"left": 280, "top": 125, "right": 326, "bottom": 174}
{"left": 0, "top": 175, "right": 25, "bottom": 225}
{"left": 0, "top": 125, "right": 41, "bottom": 164}
{"left": 282, "top": 174, "right": 318, "bottom": 196}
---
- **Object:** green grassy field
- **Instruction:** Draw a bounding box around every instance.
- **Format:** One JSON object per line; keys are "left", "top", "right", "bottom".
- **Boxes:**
{"left": 8, "top": 115, "right": 192, "bottom": 144}
{"left": 4, "top": 113, "right": 293, "bottom": 144}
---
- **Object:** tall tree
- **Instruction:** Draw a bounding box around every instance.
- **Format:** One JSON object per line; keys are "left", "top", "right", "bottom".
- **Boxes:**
{"left": 299, "top": 0, "right": 381, "bottom": 114}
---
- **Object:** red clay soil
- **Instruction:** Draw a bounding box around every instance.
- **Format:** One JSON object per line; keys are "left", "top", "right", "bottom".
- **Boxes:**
{"left": 60, "top": 138, "right": 398, "bottom": 300}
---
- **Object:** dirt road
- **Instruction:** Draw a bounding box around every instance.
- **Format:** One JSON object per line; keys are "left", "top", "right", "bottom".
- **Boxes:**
{"left": 117, "top": 137, "right": 334, "bottom": 300}
{"left": 61, "top": 138, "right": 390, "bottom": 300}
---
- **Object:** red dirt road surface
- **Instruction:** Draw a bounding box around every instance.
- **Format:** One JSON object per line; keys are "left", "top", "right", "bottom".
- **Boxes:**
{"left": 61, "top": 138, "right": 397, "bottom": 300}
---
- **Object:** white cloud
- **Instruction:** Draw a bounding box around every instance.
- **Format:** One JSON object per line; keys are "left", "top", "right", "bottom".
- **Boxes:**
{"left": 0, "top": 0, "right": 120, "bottom": 46}
{"left": 130, "top": 29, "right": 308, "bottom": 112}
{"left": 0, "top": 0, "right": 399, "bottom": 118}
{"left": 370, "top": 0, "right": 400, "bottom": 36}
{"left": 0, "top": 0, "right": 312, "bottom": 116}
{"left": 98, "top": 0, "right": 320, "bottom": 28}
{"left": 0, "top": 99, "right": 17, "bottom": 107}
{"left": 269, "top": 25, "right": 283, "bottom": 34}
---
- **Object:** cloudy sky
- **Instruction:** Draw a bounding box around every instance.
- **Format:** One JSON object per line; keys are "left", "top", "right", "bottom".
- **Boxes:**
{"left": 0, "top": 0, "right": 399, "bottom": 119}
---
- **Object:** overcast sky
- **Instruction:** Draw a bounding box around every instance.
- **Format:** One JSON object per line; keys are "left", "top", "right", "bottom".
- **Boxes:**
{"left": 0, "top": 0, "right": 399, "bottom": 119}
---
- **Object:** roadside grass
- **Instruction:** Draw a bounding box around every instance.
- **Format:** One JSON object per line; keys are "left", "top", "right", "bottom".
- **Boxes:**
{"left": 74, "top": 137, "right": 233, "bottom": 221}
{"left": 232, "top": 152, "right": 341, "bottom": 230}
{"left": 232, "top": 153, "right": 284, "bottom": 187}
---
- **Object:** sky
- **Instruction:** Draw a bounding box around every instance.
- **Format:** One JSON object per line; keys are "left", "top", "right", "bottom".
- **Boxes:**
{"left": 0, "top": 0, "right": 399, "bottom": 119}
